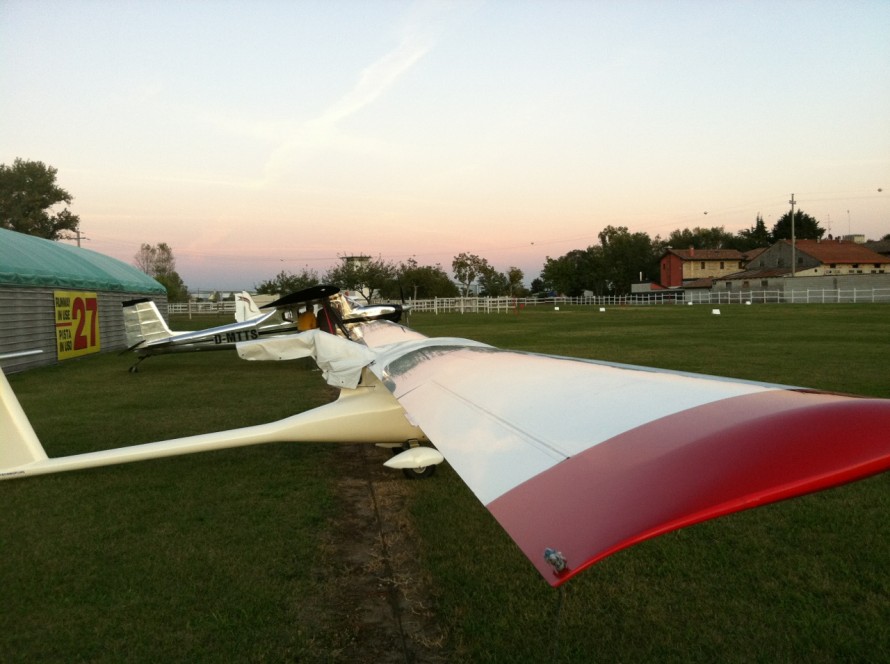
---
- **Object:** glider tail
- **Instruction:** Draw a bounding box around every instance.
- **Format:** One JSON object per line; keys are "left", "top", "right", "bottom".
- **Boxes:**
{"left": 0, "top": 367, "right": 48, "bottom": 477}
{"left": 235, "top": 291, "right": 262, "bottom": 322}
{"left": 122, "top": 298, "right": 175, "bottom": 348}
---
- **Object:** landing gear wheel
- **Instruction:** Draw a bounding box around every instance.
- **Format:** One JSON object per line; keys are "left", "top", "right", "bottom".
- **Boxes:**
{"left": 402, "top": 464, "right": 437, "bottom": 480}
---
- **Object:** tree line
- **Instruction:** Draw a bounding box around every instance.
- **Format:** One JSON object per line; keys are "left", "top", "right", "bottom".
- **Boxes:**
{"left": 4, "top": 158, "right": 887, "bottom": 301}
{"left": 536, "top": 215, "right": 826, "bottom": 296}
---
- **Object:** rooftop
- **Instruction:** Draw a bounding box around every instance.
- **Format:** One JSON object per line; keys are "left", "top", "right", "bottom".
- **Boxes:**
{"left": 783, "top": 239, "right": 890, "bottom": 265}
{"left": 663, "top": 248, "right": 744, "bottom": 261}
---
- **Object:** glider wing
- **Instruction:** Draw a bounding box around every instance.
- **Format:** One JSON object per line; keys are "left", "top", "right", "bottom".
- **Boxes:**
{"left": 366, "top": 329, "right": 890, "bottom": 586}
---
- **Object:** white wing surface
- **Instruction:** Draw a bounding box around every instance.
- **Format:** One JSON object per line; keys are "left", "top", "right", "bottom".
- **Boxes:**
{"left": 363, "top": 323, "right": 890, "bottom": 586}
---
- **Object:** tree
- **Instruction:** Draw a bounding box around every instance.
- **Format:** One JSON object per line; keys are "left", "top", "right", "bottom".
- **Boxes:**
{"left": 135, "top": 242, "right": 177, "bottom": 277}
{"left": 134, "top": 242, "right": 189, "bottom": 302}
{"left": 539, "top": 227, "right": 660, "bottom": 296}
{"left": 452, "top": 253, "right": 489, "bottom": 296}
{"left": 477, "top": 265, "right": 509, "bottom": 297}
{"left": 155, "top": 272, "right": 189, "bottom": 302}
{"left": 506, "top": 267, "right": 526, "bottom": 297}
{"left": 735, "top": 214, "right": 772, "bottom": 250}
{"left": 540, "top": 247, "right": 603, "bottom": 296}
{"left": 397, "top": 258, "right": 459, "bottom": 299}
{"left": 474, "top": 265, "right": 527, "bottom": 297}
{"left": 255, "top": 268, "right": 319, "bottom": 296}
{"left": 771, "top": 209, "right": 825, "bottom": 241}
{"left": 598, "top": 225, "right": 659, "bottom": 294}
{"left": 666, "top": 226, "right": 736, "bottom": 250}
{"left": 0, "top": 158, "right": 80, "bottom": 240}
{"left": 324, "top": 256, "right": 397, "bottom": 303}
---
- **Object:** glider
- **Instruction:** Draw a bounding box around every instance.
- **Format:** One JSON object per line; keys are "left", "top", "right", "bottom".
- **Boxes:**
{"left": 3, "top": 295, "right": 890, "bottom": 586}
{"left": 121, "top": 285, "right": 403, "bottom": 371}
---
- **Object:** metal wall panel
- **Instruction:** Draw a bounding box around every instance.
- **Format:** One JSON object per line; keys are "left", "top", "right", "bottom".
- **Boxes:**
{"left": 0, "top": 287, "right": 167, "bottom": 373}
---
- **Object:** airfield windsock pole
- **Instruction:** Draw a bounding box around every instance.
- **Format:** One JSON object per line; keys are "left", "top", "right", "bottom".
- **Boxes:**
{"left": 789, "top": 193, "right": 796, "bottom": 278}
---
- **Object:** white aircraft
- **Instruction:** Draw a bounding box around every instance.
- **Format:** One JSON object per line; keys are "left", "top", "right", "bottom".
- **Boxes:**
{"left": 122, "top": 285, "right": 403, "bottom": 371}
{"left": 121, "top": 292, "right": 300, "bottom": 371}
{"left": 3, "top": 293, "right": 890, "bottom": 586}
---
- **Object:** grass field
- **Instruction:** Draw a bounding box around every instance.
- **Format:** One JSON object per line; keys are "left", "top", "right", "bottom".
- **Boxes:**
{"left": 2, "top": 304, "right": 889, "bottom": 662}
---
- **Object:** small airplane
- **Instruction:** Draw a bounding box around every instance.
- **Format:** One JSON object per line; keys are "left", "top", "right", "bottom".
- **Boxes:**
{"left": 3, "top": 289, "right": 890, "bottom": 586}
{"left": 121, "top": 292, "right": 298, "bottom": 371}
{"left": 121, "top": 285, "right": 404, "bottom": 371}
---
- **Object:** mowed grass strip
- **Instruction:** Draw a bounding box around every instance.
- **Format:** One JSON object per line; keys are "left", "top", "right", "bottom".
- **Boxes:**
{"left": 2, "top": 305, "right": 889, "bottom": 661}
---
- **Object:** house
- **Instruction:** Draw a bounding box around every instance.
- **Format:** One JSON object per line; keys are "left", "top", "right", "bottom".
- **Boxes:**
{"left": 659, "top": 248, "right": 745, "bottom": 287}
{"left": 711, "top": 238, "right": 890, "bottom": 297}
{"left": 742, "top": 238, "right": 890, "bottom": 277}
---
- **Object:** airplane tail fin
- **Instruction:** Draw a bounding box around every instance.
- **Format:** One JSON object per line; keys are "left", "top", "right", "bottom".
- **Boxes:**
{"left": 122, "top": 298, "right": 175, "bottom": 348}
{"left": 235, "top": 291, "right": 262, "bottom": 322}
{"left": 0, "top": 366, "right": 48, "bottom": 476}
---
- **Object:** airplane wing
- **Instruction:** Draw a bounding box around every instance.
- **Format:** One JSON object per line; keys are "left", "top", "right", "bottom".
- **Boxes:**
{"left": 358, "top": 321, "right": 890, "bottom": 585}
{"left": 263, "top": 285, "right": 341, "bottom": 309}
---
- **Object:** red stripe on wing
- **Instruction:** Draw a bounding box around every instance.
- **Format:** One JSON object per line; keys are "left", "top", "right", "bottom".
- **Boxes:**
{"left": 487, "top": 390, "right": 890, "bottom": 586}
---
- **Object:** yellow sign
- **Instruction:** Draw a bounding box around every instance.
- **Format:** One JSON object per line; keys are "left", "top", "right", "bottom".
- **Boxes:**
{"left": 54, "top": 291, "right": 101, "bottom": 360}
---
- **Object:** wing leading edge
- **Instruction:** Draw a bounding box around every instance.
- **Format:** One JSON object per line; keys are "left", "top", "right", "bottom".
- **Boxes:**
{"left": 364, "top": 328, "right": 890, "bottom": 586}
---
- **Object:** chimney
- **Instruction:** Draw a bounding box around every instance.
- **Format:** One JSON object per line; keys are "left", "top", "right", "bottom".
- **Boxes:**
{"left": 689, "top": 246, "right": 695, "bottom": 257}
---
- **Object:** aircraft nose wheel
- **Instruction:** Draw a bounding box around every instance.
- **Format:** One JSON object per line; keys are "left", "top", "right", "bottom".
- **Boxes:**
{"left": 390, "top": 443, "right": 438, "bottom": 479}
{"left": 402, "top": 463, "right": 436, "bottom": 480}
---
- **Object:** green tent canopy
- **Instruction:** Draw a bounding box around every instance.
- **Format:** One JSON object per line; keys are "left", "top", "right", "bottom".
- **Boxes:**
{"left": 0, "top": 228, "right": 165, "bottom": 294}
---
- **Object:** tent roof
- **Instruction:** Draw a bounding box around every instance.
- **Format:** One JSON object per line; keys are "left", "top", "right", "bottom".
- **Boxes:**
{"left": 0, "top": 228, "right": 165, "bottom": 293}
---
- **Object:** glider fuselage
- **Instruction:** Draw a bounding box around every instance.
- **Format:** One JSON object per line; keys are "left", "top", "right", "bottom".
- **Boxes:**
{"left": 133, "top": 312, "right": 299, "bottom": 356}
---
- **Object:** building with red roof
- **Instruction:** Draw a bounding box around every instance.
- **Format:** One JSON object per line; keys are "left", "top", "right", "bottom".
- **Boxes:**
{"left": 659, "top": 248, "right": 745, "bottom": 287}
{"left": 743, "top": 238, "right": 890, "bottom": 277}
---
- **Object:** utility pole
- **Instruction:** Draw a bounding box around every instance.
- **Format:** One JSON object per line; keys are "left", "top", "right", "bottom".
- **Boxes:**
{"left": 73, "top": 227, "right": 89, "bottom": 247}
{"left": 789, "top": 193, "right": 796, "bottom": 277}
{"left": 65, "top": 227, "right": 87, "bottom": 247}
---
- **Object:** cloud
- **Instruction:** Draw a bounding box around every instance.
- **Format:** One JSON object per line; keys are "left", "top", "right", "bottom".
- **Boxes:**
{"left": 316, "top": 34, "right": 432, "bottom": 129}
{"left": 262, "top": 23, "right": 435, "bottom": 183}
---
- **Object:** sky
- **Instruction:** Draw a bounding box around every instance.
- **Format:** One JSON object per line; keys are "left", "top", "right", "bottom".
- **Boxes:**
{"left": 2, "top": 0, "right": 888, "bottom": 291}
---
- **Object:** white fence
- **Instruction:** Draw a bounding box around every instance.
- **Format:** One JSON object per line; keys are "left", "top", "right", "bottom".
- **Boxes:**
{"left": 410, "top": 288, "right": 890, "bottom": 311}
{"left": 685, "top": 288, "right": 890, "bottom": 305}
{"left": 167, "top": 288, "right": 890, "bottom": 315}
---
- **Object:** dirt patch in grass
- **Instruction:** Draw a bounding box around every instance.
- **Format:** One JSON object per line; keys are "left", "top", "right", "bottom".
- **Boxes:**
{"left": 298, "top": 443, "right": 448, "bottom": 663}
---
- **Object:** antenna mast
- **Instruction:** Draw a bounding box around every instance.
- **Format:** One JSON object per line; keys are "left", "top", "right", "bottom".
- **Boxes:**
{"left": 789, "top": 194, "right": 796, "bottom": 277}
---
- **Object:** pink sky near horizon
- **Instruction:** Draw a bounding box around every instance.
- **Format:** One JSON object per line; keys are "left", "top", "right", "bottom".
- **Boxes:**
{"left": 2, "top": 1, "right": 888, "bottom": 291}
